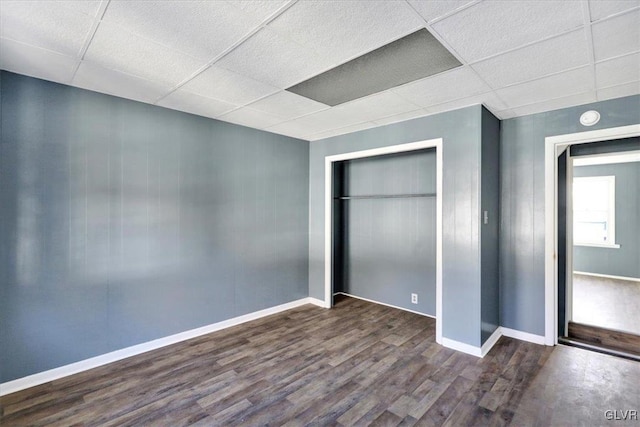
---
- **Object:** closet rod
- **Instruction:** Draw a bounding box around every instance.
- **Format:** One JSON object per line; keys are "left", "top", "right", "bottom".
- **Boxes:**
{"left": 334, "top": 193, "right": 436, "bottom": 200}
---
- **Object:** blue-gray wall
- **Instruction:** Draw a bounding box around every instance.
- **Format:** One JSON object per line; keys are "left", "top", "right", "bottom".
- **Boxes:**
{"left": 573, "top": 162, "right": 640, "bottom": 279}
{"left": 0, "top": 71, "right": 309, "bottom": 383}
{"left": 337, "top": 150, "right": 437, "bottom": 315}
{"left": 500, "top": 95, "right": 640, "bottom": 336}
{"left": 480, "top": 108, "right": 500, "bottom": 344}
{"left": 310, "top": 106, "right": 486, "bottom": 347}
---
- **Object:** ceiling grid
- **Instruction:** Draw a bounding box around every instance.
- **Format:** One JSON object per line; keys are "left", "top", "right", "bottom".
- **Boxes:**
{"left": 0, "top": 0, "right": 637, "bottom": 140}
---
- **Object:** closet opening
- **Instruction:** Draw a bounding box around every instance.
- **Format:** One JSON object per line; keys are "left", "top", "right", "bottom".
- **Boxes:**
{"left": 324, "top": 139, "right": 443, "bottom": 343}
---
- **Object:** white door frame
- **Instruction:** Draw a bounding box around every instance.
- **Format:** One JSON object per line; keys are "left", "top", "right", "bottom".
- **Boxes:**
{"left": 324, "top": 138, "right": 444, "bottom": 343}
{"left": 544, "top": 124, "right": 640, "bottom": 345}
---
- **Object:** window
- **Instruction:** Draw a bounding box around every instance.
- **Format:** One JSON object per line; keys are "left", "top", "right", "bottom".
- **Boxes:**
{"left": 573, "top": 175, "right": 618, "bottom": 247}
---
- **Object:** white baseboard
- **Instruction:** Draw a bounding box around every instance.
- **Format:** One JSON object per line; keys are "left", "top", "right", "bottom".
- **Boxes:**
{"left": 481, "top": 327, "right": 503, "bottom": 357}
{"left": 334, "top": 292, "right": 435, "bottom": 318}
{"left": 0, "top": 297, "right": 314, "bottom": 397}
{"left": 442, "top": 326, "right": 545, "bottom": 358}
{"left": 308, "top": 297, "right": 329, "bottom": 308}
{"left": 500, "top": 327, "right": 546, "bottom": 345}
{"left": 441, "top": 337, "right": 482, "bottom": 357}
{"left": 573, "top": 271, "right": 640, "bottom": 283}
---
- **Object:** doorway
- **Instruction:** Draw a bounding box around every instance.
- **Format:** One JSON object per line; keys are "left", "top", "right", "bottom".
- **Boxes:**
{"left": 545, "top": 124, "right": 640, "bottom": 347}
{"left": 557, "top": 136, "right": 640, "bottom": 356}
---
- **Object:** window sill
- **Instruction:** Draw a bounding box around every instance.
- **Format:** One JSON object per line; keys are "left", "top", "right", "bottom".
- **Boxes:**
{"left": 574, "top": 243, "right": 620, "bottom": 249}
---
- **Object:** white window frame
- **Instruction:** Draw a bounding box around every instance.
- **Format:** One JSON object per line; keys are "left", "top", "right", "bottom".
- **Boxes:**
{"left": 572, "top": 175, "right": 619, "bottom": 248}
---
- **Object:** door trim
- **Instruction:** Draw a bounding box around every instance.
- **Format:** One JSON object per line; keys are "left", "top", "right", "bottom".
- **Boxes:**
{"left": 324, "top": 138, "right": 443, "bottom": 343}
{"left": 545, "top": 124, "right": 640, "bottom": 345}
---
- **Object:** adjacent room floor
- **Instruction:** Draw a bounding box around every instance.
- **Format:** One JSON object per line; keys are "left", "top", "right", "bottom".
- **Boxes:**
{"left": 573, "top": 273, "right": 640, "bottom": 335}
{"left": 1, "top": 295, "right": 639, "bottom": 426}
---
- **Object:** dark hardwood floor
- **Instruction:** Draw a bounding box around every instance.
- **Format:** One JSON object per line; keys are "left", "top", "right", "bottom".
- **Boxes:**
{"left": 568, "top": 321, "right": 640, "bottom": 356}
{"left": 2, "top": 295, "right": 639, "bottom": 426}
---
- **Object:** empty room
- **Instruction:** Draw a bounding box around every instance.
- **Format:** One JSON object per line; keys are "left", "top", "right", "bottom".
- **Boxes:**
{"left": 1, "top": 0, "right": 639, "bottom": 425}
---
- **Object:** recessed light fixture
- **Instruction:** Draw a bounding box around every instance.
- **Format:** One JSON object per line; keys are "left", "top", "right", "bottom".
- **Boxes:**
{"left": 579, "top": 110, "right": 600, "bottom": 126}
{"left": 286, "top": 29, "right": 461, "bottom": 106}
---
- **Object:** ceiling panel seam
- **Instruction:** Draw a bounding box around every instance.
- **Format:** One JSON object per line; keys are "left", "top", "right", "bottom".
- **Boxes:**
{"left": 465, "top": 26, "right": 586, "bottom": 66}
{"left": 581, "top": 0, "right": 597, "bottom": 92}
{"left": 70, "top": 0, "right": 111, "bottom": 81}
{"left": 424, "top": 0, "right": 482, "bottom": 25}
{"left": 152, "top": 0, "right": 299, "bottom": 105}
{"left": 590, "top": 4, "right": 640, "bottom": 23}
{"left": 404, "top": 0, "right": 509, "bottom": 110}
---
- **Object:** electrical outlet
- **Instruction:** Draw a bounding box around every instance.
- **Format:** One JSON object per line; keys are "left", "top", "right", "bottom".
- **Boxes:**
{"left": 411, "top": 293, "right": 418, "bottom": 304}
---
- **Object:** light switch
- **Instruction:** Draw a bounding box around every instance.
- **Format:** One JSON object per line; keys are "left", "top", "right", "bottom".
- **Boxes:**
{"left": 483, "top": 211, "right": 489, "bottom": 225}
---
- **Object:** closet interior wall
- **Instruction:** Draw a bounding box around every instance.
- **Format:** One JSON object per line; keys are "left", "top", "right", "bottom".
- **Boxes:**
{"left": 332, "top": 149, "right": 437, "bottom": 316}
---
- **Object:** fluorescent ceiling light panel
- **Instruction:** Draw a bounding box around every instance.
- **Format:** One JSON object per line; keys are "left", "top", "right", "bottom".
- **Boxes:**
{"left": 286, "top": 29, "right": 462, "bottom": 106}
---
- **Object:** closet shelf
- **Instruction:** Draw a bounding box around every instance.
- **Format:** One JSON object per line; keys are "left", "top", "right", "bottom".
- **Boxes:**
{"left": 334, "top": 193, "right": 436, "bottom": 200}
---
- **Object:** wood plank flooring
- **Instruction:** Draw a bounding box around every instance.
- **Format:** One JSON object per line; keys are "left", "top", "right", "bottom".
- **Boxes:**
{"left": 1, "top": 295, "right": 639, "bottom": 426}
{"left": 568, "top": 321, "right": 640, "bottom": 355}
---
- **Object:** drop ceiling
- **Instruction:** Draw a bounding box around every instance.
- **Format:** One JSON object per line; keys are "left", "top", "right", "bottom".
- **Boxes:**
{"left": 0, "top": 0, "right": 639, "bottom": 141}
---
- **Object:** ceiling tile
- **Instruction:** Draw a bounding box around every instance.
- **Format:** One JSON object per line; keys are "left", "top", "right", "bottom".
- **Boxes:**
{"left": 73, "top": 61, "right": 172, "bottom": 104}
{"left": 496, "top": 67, "right": 594, "bottom": 108}
{"left": 589, "top": 0, "right": 640, "bottom": 21}
{"left": 267, "top": 1, "right": 423, "bottom": 65}
{"left": 0, "top": 1, "right": 95, "bottom": 57}
{"left": 431, "top": 1, "right": 583, "bottom": 62}
{"left": 308, "top": 122, "right": 379, "bottom": 141}
{"left": 372, "top": 109, "right": 431, "bottom": 126}
{"left": 509, "top": 92, "right": 597, "bottom": 117}
{"left": 592, "top": 8, "right": 640, "bottom": 61}
{"left": 157, "top": 90, "right": 237, "bottom": 119}
{"left": 84, "top": 21, "right": 206, "bottom": 87}
{"left": 248, "top": 91, "right": 329, "bottom": 120}
{"left": 596, "top": 81, "right": 640, "bottom": 101}
{"left": 596, "top": 52, "right": 640, "bottom": 89}
{"left": 102, "top": 1, "right": 261, "bottom": 62}
{"left": 57, "top": 1, "right": 103, "bottom": 18}
{"left": 334, "top": 91, "right": 422, "bottom": 122}
{"left": 427, "top": 92, "right": 508, "bottom": 115}
{"left": 0, "top": 37, "right": 78, "bottom": 84}
{"left": 392, "top": 67, "right": 491, "bottom": 107}
{"left": 226, "top": 0, "right": 289, "bottom": 22}
{"left": 265, "top": 119, "right": 317, "bottom": 140}
{"left": 216, "top": 27, "right": 335, "bottom": 88}
{"left": 278, "top": 108, "right": 358, "bottom": 135}
{"left": 181, "top": 66, "right": 279, "bottom": 106}
{"left": 472, "top": 29, "right": 590, "bottom": 89}
{"left": 407, "top": 0, "right": 476, "bottom": 23}
{"left": 494, "top": 109, "right": 517, "bottom": 120}
{"left": 218, "top": 107, "right": 287, "bottom": 129}
{"left": 263, "top": 126, "right": 308, "bottom": 140}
